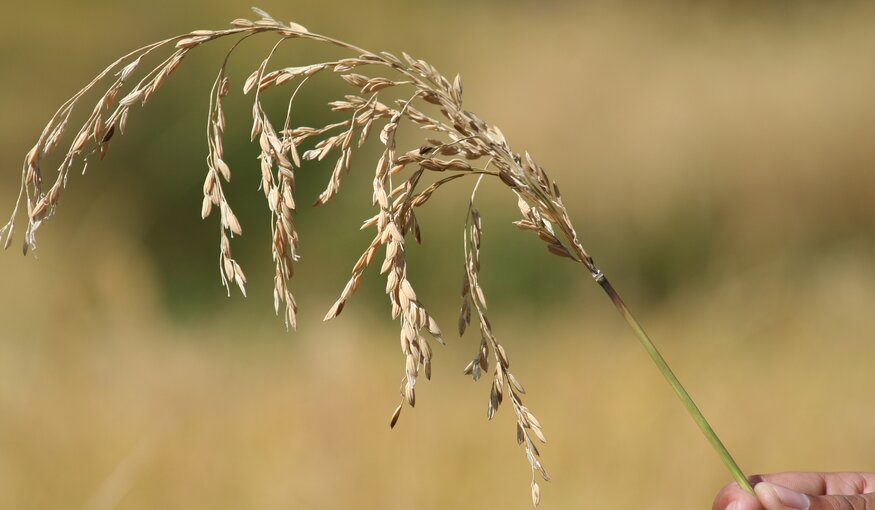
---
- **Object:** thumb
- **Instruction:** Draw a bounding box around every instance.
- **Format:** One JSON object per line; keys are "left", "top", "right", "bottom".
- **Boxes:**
{"left": 755, "top": 481, "right": 875, "bottom": 510}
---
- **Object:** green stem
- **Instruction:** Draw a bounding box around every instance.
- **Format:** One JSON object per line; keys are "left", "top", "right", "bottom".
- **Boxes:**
{"left": 594, "top": 272, "right": 754, "bottom": 494}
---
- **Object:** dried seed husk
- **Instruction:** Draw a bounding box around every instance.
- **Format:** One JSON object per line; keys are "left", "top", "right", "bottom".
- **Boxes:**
{"left": 389, "top": 403, "right": 402, "bottom": 429}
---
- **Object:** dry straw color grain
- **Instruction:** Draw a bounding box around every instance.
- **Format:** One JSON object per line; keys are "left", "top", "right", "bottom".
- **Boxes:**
{"left": 1, "top": 7, "right": 752, "bottom": 505}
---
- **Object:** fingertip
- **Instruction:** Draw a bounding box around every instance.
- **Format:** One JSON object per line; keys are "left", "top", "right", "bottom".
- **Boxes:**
{"left": 714, "top": 482, "right": 762, "bottom": 510}
{"left": 754, "top": 482, "right": 779, "bottom": 509}
{"left": 735, "top": 493, "right": 765, "bottom": 510}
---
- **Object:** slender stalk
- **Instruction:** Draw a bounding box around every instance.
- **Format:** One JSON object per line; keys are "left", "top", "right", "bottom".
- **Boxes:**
{"left": 594, "top": 271, "right": 754, "bottom": 494}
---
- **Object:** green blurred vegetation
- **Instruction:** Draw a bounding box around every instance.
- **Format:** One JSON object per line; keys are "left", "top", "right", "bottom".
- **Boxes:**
{"left": 2, "top": 1, "right": 875, "bottom": 509}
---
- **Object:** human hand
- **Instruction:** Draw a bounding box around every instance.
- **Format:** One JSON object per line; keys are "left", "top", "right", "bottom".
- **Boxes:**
{"left": 713, "top": 472, "right": 875, "bottom": 510}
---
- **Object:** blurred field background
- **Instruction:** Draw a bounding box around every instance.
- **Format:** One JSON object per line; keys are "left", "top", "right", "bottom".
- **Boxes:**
{"left": 3, "top": 1, "right": 875, "bottom": 508}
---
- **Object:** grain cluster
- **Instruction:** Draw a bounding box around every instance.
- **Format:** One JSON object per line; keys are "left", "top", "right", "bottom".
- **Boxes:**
{"left": 2, "top": 9, "right": 599, "bottom": 505}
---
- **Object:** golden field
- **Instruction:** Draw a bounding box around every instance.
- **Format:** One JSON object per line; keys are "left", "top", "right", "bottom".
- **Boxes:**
{"left": 2, "top": 2, "right": 875, "bottom": 508}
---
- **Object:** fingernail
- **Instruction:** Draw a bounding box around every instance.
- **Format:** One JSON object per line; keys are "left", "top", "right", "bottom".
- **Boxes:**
{"left": 755, "top": 482, "right": 810, "bottom": 510}
{"left": 725, "top": 502, "right": 739, "bottom": 510}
